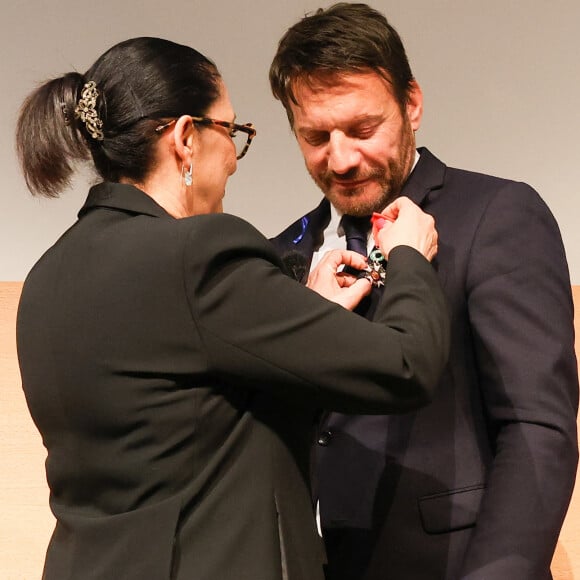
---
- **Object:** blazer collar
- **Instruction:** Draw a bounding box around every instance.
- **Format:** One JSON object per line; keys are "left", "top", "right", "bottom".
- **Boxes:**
{"left": 269, "top": 198, "right": 331, "bottom": 282}
{"left": 271, "top": 198, "right": 331, "bottom": 253}
{"left": 78, "top": 182, "right": 172, "bottom": 219}
{"left": 290, "top": 197, "right": 331, "bottom": 249}
{"left": 401, "top": 147, "right": 446, "bottom": 206}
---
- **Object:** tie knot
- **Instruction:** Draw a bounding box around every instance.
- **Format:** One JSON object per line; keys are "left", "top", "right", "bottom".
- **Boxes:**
{"left": 340, "top": 214, "right": 371, "bottom": 256}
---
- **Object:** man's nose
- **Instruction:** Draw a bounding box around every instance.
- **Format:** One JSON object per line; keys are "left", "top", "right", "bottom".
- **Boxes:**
{"left": 327, "top": 132, "right": 360, "bottom": 174}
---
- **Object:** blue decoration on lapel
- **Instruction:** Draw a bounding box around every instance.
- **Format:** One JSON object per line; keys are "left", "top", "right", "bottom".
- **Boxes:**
{"left": 292, "top": 216, "right": 309, "bottom": 244}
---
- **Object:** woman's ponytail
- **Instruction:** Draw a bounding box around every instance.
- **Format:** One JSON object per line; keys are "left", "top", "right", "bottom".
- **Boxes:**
{"left": 15, "top": 72, "right": 90, "bottom": 197}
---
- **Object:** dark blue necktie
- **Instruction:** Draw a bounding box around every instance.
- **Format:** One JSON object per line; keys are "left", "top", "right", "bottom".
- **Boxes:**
{"left": 340, "top": 214, "right": 371, "bottom": 256}
{"left": 340, "top": 214, "right": 380, "bottom": 317}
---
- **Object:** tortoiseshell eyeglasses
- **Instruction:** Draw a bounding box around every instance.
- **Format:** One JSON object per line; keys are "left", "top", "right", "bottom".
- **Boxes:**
{"left": 155, "top": 116, "right": 257, "bottom": 160}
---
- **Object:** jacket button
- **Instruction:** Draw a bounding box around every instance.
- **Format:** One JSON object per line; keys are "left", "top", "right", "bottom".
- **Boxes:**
{"left": 318, "top": 430, "right": 332, "bottom": 446}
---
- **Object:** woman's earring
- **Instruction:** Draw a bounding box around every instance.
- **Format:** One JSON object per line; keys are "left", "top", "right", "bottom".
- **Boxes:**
{"left": 183, "top": 163, "right": 193, "bottom": 187}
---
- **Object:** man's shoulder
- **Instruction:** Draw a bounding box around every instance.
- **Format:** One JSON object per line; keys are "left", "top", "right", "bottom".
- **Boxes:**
{"left": 419, "top": 148, "right": 540, "bottom": 205}
{"left": 418, "top": 147, "right": 526, "bottom": 190}
{"left": 270, "top": 215, "right": 307, "bottom": 245}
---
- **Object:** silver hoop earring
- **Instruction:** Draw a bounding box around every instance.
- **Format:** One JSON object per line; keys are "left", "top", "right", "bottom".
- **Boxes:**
{"left": 184, "top": 163, "right": 193, "bottom": 187}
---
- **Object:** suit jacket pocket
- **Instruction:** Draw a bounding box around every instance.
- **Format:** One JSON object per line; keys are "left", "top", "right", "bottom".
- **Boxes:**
{"left": 418, "top": 484, "right": 484, "bottom": 534}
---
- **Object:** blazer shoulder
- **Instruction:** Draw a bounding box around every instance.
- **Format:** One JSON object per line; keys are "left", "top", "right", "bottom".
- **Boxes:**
{"left": 177, "top": 213, "right": 283, "bottom": 266}
{"left": 450, "top": 170, "right": 557, "bottom": 228}
{"left": 179, "top": 212, "right": 266, "bottom": 241}
{"left": 417, "top": 148, "right": 543, "bottom": 208}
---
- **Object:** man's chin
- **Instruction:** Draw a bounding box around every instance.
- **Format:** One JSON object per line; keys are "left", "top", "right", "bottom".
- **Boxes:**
{"left": 325, "top": 188, "right": 386, "bottom": 216}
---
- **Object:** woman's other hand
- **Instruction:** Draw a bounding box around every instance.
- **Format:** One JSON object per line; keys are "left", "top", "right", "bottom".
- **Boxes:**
{"left": 307, "top": 250, "right": 372, "bottom": 310}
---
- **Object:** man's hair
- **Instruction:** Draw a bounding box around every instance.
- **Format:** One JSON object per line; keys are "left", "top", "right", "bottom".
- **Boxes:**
{"left": 269, "top": 3, "right": 414, "bottom": 125}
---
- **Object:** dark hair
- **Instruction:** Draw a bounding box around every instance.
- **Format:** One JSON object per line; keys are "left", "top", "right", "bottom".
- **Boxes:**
{"left": 269, "top": 3, "right": 414, "bottom": 125}
{"left": 16, "top": 37, "right": 221, "bottom": 197}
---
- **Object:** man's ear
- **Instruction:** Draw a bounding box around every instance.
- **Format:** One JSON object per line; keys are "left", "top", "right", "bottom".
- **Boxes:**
{"left": 406, "top": 80, "right": 423, "bottom": 131}
{"left": 173, "top": 115, "right": 196, "bottom": 166}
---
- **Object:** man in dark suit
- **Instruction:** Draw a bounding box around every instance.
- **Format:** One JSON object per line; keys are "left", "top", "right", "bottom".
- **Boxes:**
{"left": 269, "top": 3, "right": 579, "bottom": 578}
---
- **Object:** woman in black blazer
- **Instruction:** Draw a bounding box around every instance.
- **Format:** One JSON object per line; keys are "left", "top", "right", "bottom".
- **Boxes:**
{"left": 15, "top": 37, "right": 448, "bottom": 580}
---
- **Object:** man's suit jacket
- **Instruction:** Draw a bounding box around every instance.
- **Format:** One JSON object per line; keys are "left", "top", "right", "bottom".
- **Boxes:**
{"left": 271, "top": 148, "right": 579, "bottom": 579}
{"left": 16, "top": 182, "right": 449, "bottom": 580}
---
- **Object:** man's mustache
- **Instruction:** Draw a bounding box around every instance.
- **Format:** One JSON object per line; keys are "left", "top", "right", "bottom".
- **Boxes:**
{"left": 321, "top": 168, "right": 385, "bottom": 184}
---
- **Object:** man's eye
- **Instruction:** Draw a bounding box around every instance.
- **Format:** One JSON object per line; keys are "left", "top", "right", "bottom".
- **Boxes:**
{"left": 304, "top": 134, "right": 328, "bottom": 146}
{"left": 352, "top": 127, "right": 376, "bottom": 139}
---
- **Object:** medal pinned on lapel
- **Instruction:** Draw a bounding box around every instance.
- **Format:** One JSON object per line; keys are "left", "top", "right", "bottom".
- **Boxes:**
{"left": 343, "top": 211, "right": 389, "bottom": 287}
{"left": 359, "top": 211, "right": 390, "bottom": 287}
{"left": 362, "top": 247, "right": 387, "bottom": 287}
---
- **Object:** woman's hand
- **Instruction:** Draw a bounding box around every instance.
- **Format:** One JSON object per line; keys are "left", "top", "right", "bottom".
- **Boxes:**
{"left": 307, "top": 250, "right": 372, "bottom": 310}
{"left": 373, "top": 196, "right": 438, "bottom": 262}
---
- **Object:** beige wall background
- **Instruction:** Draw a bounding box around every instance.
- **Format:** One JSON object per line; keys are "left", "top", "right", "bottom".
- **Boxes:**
{"left": 1, "top": 0, "right": 579, "bottom": 282}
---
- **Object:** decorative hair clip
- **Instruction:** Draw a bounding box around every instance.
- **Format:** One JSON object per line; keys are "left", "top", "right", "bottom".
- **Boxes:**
{"left": 74, "top": 81, "right": 104, "bottom": 141}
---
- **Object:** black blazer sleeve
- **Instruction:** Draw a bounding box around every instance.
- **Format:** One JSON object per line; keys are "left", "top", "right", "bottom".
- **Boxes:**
{"left": 180, "top": 213, "right": 450, "bottom": 414}
{"left": 460, "top": 181, "right": 578, "bottom": 577}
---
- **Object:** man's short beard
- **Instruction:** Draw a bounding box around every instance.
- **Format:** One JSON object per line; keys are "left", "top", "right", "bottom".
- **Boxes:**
{"left": 314, "top": 159, "right": 407, "bottom": 216}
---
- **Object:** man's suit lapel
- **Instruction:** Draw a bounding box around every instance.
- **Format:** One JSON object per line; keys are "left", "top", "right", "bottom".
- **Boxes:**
{"left": 270, "top": 198, "right": 331, "bottom": 283}
{"left": 402, "top": 148, "right": 449, "bottom": 289}
{"left": 401, "top": 147, "right": 446, "bottom": 206}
